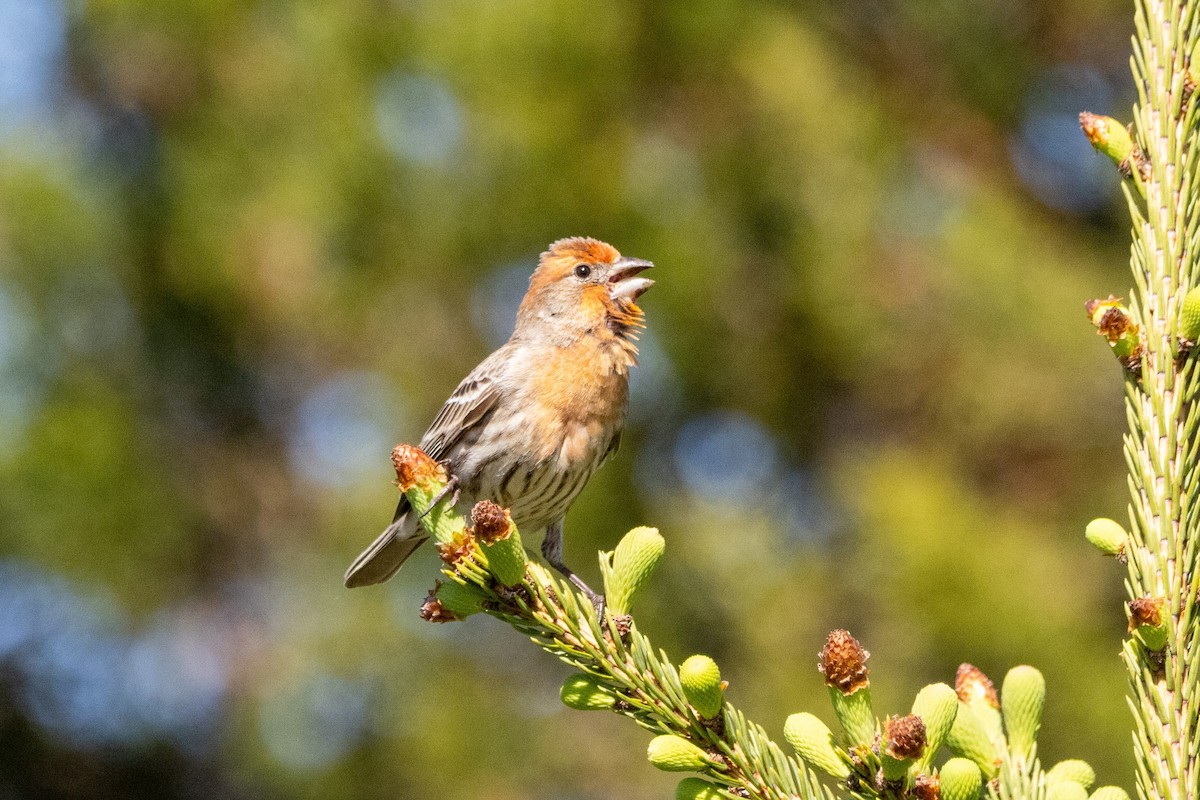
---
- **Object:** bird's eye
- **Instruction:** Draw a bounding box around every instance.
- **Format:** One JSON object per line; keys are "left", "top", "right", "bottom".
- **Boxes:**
{"left": 574, "top": 263, "right": 592, "bottom": 279}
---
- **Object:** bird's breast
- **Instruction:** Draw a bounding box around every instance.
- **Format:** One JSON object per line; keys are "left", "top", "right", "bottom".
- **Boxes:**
{"left": 524, "top": 342, "right": 631, "bottom": 467}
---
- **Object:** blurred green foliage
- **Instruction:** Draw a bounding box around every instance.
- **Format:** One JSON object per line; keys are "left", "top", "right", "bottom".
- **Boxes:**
{"left": 0, "top": 0, "right": 1141, "bottom": 797}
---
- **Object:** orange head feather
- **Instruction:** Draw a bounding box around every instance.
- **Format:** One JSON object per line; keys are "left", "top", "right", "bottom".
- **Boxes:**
{"left": 514, "top": 237, "right": 653, "bottom": 346}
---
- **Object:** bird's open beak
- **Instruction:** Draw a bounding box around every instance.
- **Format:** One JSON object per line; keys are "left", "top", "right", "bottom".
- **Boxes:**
{"left": 608, "top": 257, "right": 654, "bottom": 302}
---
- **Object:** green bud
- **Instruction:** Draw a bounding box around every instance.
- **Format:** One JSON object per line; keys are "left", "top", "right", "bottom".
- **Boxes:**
{"left": 1135, "top": 623, "right": 1169, "bottom": 652}
{"left": 675, "top": 777, "right": 727, "bottom": 800}
{"left": 939, "top": 757, "right": 984, "bottom": 800}
{"left": 946, "top": 702, "right": 999, "bottom": 778}
{"left": 783, "top": 713, "right": 850, "bottom": 779}
{"left": 680, "top": 655, "right": 725, "bottom": 720}
{"left": 1047, "top": 759, "right": 1096, "bottom": 790}
{"left": 560, "top": 673, "right": 617, "bottom": 711}
{"left": 1088, "top": 787, "right": 1132, "bottom": 800}
{"left": 911, "top": 682, "right": 959, "bottom": 768}
{"left": 1085, "top": 518, "right": 1128, "bottom": 559}
{"left": 606, "top": 527, "right": 665, "bottom": 615}
{"left": 392, "top": 444, "right": 467, "bottom": 546}
{"left": 1079, "top": 113, "right": 1134, "bottom": 166}
{"left": 828, "top": 686, "right": 876, "bottom": 747}
{"left": 479, "top": 532, "right": 526, "bottom": 586}
{"left": 471, "top": 502, "right": 527, "bottom": 587}
{"left": 1084, "top": 297, "right": 1143, "bottom": 369}
{"left": 1047, "top": 781, "right": 1089, "bottom": 800}
{"left": 1001, "top": 665, "right": 1045, "bottom": 758}
{"left": 1181, "top": 286, "right": 1200, "bottom": 342}
{"left": 819, "top": 630, "right": 876, "bottom": 746}
{"left": 435, "top": 580, "right": 487, "bottom": 617}
{"left": 1129, "top": 597, "right": 1168, "bottom": 651}
{"left": 647, "top": 734, "right": 713, "bottom": 772}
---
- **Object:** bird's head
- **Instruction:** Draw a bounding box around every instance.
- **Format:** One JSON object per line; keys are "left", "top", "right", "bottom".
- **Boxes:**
{"left": 515, "top": 237, "right": 654, "bottom": 343}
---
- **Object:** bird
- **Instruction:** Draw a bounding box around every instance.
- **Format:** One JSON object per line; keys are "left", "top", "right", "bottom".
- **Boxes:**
{"left": 344, "top": 236, "right": 654, "bottom": 599}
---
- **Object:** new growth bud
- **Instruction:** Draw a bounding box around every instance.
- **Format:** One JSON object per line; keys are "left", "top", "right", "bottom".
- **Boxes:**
{"left": 946, "top": 703, "right": 999, "bottom": 778}
{"left": 1181, "top": 286, "right": 1200, "bottom": 343}
{"left": 560, "top": 673, "right": 617, "bottom": 711}
{"left": 675, "top": 777, "right": 725, "bottom": 800}
{"left": 1079, "top": 113, "right": 1133, "bottom": 166}
{"left": 470, "top": 501, "right": 527, "bottom": 586}
{"left": 1046, "top": 759, "right": 1096, "bottom": 790}
{"left": 1079, "top": 112, "right": 1147, "bottom": 181}
{"left": 1001, "top": 665, "right": 1046, "bottom": 759}
{"left": 1047, "top": 781, "right": 1088, "bottom": 800}
{"left": 939, "top": 757, "right": 984, "bottom": 800}
{"left": 783, "top": 712, "right": 850, "bottom": 779}
{"left": 1085, "top": 296, "right": 1143, "bottom": 372}
{"left": 819, "top": 630, "right": 876, "bottom": 746}
{"left": 1085, "top": 518, "right": 1128, "bottom": 560}
{"left": 1088, "top": 788, "right": 1132, "bottom": 800}
{"left": 679, "top": 655, "right": 725, "bottom": 720}
{"left": 911, "top": 682, "right": 959, "bottom": 769}
{"left": 605, "top": 527, "right": 665, "bottom": 615}
{"left": 392, "top": 444, "right": 466, "bottom": 545}
{"left": 1128, "top": 597, "right": 1168, "bottom": 651}
{"left": 647, "top": 734, "right": 717, "bottom": 772}
{"left": 435, "top": 579, "right": 487, "bottom": 618}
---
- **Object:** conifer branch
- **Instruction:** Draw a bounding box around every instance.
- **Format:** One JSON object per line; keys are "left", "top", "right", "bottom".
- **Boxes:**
{"left": 396, "top": 444, "right": 833, "bottom": 800}
{"left": 390, "top": 445, "right": 1118, "bottom": 800}
{"left": 1094, "top": 1, "right": 1200, "bottom": 798}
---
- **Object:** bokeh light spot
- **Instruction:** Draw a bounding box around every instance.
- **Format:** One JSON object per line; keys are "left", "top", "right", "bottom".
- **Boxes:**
{"left": 374, "top": 72, "right": 464, "bottom": 166}
{"left": 290, "top": 371, "right": 405, "bottom": 488}
{"left": 673, "top": 410, "right": 780, "bottom": 505}
{"left": 0, "top": 0, "right": 64, "bottom": 136}
{"left": 1010, "top": 64, "right": 1117, "bottom": 214}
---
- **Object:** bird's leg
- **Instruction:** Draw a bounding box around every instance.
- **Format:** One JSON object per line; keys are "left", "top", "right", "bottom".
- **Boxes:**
{"left": 542, "top": 520, "right": 605, "bottom": 616}
{"left": 420, "top": 472, "right": 460, "bottom": 519}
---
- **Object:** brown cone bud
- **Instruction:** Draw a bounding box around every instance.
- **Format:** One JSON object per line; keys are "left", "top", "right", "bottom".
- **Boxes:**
{"left": 955, "top": 664, "right": 999, "bottom": 708}
{"left": 885, "top": 714, "right": 927, "bottom": 760}
{"left": 391, "top": 444, "right": 446, "bottom": 491}
{"left": 819, "top": 629, "right": 870, "bottom": 693}
{"left": 1128, "top": 597, "right": 1168, "bottom": 650}
{"left": 1128, "top": 597, "right": 1163, "bottom": 629}
{"left": 419, "top": 588, "right": 460, "bottom": 623}
{"left": 436, "top": 529, "right": 475, "bottom": 566}
{"left": 471, "top": 500, "right": 514, "bottom": 544}
{"left": 913, "top": 774, "right": 940, "bottom": 800}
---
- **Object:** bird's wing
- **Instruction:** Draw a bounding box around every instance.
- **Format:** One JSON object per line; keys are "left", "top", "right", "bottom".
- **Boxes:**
{"left": 418, "top": 357, "right": 505, "bottom": 464}
{"left": 346, "top": 352, "right": 508, "bottom": 588}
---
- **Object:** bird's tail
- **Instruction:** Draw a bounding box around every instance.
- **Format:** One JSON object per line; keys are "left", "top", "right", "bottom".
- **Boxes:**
{"left": 344, "top": 498, "right": 427, "bottom": 588}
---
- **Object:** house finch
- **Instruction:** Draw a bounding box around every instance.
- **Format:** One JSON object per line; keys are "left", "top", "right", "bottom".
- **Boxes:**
{"left": 344, "top": 236, "right": 654, "bottom": 598}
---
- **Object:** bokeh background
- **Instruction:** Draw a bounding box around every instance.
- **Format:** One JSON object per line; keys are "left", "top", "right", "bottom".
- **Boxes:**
{"left": 0, "top": 0, "right": 1146, "bottom": 797}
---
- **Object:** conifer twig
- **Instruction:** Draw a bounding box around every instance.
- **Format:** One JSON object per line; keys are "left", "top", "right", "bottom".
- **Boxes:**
{"left": 1111, "top": 1, "right": 1200, "bottom": 798}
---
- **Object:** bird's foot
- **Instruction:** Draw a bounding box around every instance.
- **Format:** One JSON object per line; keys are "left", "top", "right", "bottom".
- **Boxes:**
{"left": 571, "top": 578, "right": 606, "bottom": 619}
{"left": 552, "top": 563, "right": 606, "bottom": 619}
{"left": 419, "top": 474, "right": 460, "bottom": 519}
